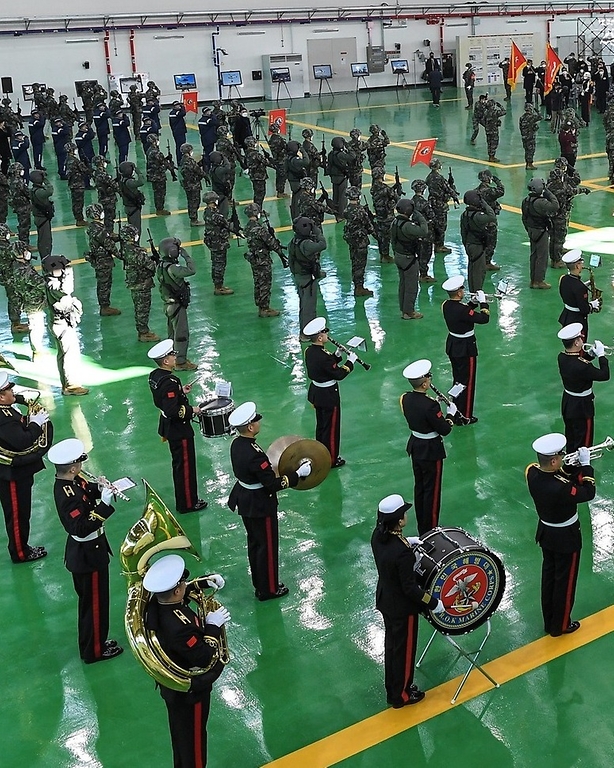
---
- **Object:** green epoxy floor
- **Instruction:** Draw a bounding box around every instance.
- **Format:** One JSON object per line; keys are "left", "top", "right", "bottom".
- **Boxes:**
{"left": 2, "top": 85, "right": 614, "bottom": 767}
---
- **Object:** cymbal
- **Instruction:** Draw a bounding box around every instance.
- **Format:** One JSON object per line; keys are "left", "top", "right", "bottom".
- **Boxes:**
{"left": 278, "top": 438, "right": 331, "bottom": 490}
{"left": 267, "top": 435, "right": 303, "bottom": 476}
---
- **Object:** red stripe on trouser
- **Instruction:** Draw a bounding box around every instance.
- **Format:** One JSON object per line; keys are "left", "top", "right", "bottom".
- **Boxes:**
{"left": 92, "top": 571, "right": 101, "bottom": 659}
{"left": 265, "top": 516, "right": 276, "bottom": 593}
{"left": 182, "top": 439, "right": 193, "bottom": 510}
{"left": 401, "top": 614, "right": 416, "bottom": 703}
{"left": 562, "top": 551, "right": 579, "bottom": 631}
{"left": 583, "top": 418, "right": 593, "bottom": 447}
{"left": 329, "top": 406, "right": 339, "bottom": 463}
{"left": 466, "top": 357, "right": 476, "bottom": 418}
{"left": 193, "top": 701, "right": 203, "bottom": 766}
{"left": 9, "top": 481, "right": 24, "bottom": 561}
{"left": 431, "top": 460, "right": 443, "bottom": 529}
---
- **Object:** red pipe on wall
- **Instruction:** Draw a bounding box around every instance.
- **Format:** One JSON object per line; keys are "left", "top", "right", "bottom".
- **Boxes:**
{"left": 103, "top": 30, "right": 111, "bottom": 75}
{"left": 129, "top": 29, "right": 137, "bottom": 74}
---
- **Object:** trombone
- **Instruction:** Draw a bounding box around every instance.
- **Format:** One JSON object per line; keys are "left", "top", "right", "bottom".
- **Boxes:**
{"left": 582, "top": 343, "right": 614, "bottom": 356}
{"left": 80, "top": 469, "right": 131, "bottom": 501}
{"left": 563, "top": 436, "right": 614, "bottom": 466}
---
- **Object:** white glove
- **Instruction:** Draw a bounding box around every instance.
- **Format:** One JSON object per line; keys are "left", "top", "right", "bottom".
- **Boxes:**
{"left": 590, "top": 299, "right": 601, "bottom": 310}
{"left": 446, "top": 403, "right": 458, "bottom": 417}
{"left": 334, "top": 347, "right": 343, "bottom": 358}
{"left": 577, "top": 446, "right": 591, "bottom": 466}
{"left": 348, "top": 352, "right": 358, "bottom": 364}
{"left": 206, "top": 574, "right": 225, "bottom": 590}
{"left": 100, "top": 487, "right": 114, "bottom": 505}
{"left": 55, "top": 295, "right": 73, "bottom": 312}
{"left": 432, "top": 599, "right": 446, "bottom": 615}
{"left": 207, "top": 606, "right": 231, "bottom": 627}
{"left": 296, "top": 460, "right": 312, "bottom": 478}
{"left": 475, "top": 290, "right": 486, "bottom": 304}
{"left": 29, "top": 410, "right": 49, "bottom": 427}
{"left": 407, "top": 536, "right": 423, "bottom": 546}
{"left": 594, "top": 340, "right": 606, "bottom": 358}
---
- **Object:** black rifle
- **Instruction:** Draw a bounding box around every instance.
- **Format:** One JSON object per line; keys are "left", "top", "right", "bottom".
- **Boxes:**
{"left": 362, "top": 195, "right": 376, "bottom": 228}
{"left": 320, "top": 136, "right": 328, "bottom": 175}
{"left": 229, "top": 200, "right": 245, "bottom": 242}
{"left": 261, "top": 146, "right": 276, "bottom": 169}
{"left": 261, "top": 209, "right": 288, "bottom": 267}
{"left": 448, "top": 166, "right": 461, "bottom": 206}
{"left": 165, "top": 140, "right": 178, "bottom": 182}
{"left": 146, "top": 228, "right": 161, "bottom": 264}
{"left": 394, "top": 166, "right": 406, "bottom": 197}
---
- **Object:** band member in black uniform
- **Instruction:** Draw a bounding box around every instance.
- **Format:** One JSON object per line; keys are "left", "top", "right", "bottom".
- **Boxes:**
{"left": 525, "top": 432, "right": 595, "bottom": 636}
{"left": 371, "top": 493, "right": 445, "bottom": 707}
{"left": 227, "top": 401, "right": 311, "bottom": 600}
{"left": 0, "top": 372, "right": 51, "bottom": 563}
{"left": 48, "top": 437, "right": 124, "bottom": 663}
{"left": 557, "top": 323, "right": 610, "bottom": 452}
{"left": 303, "top": 316, "right": 357, "bottom": 468}
{"left": 143, "top": 554, "right": 230, "bottom": 768}
{"left": 558, "top": 249, "right": 600, "bottom": 338}
{"left": 400, "top": 359, "right": 455, "bottom": 536}
{"left": 441, "top": 275, "right": 490, "bottom": 423}
{"left": 147, "top": 339, "right": 208, "bottom": 514}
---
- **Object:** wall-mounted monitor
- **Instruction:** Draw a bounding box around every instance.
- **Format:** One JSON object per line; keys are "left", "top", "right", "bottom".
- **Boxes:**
{"left": 313, "top": 64, "right": 333, "bottom": 80}
{"left": 220, "top": 71, "right": 242, "bottom": 87}
{"left": 22, "top": 83, "right": 46, "bottom": 102}
{"left": 271, "top": 67, "right": 291, "bottom": 83}
{"left": 351, "top": 63, "right": 370, "bottom": 77}
{"left": 391, "top": 59, "right": 409, "bottom": 74}
{"left": 174, "top": 73, "right": 197, "bottom": 90}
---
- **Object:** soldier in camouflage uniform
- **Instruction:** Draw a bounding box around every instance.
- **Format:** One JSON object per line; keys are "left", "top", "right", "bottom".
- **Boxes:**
{"left": 215, "top": 125, "right": 241, "bottom": 192}
{"left": 209, "top": 151, "right": 234, "bottom": 219}
{"left": 426, "top": 159, "right": 457, "bottom": 254}
{"left": 8, "top": 163, "right": 31, "bottom": 245}
{"left": 0, "top": 168, "right": 8, "bottom": 224}
{"left": 327, "top": 137, "right": 352, "bottom": 220}
{"left": 118, "top": 160, "right": 145, "bottom": 237}
{"left": 603, "top": 95, "right": 614, "bottom": 185}
{"left": 65, "top": 142, "right": 89, "bottom": 226}
{"left": 519, "top": 103, "right": 541, "bottom": 170}
{"left": 267, "top": 124, "right": 289, "bottom": 198}
{"left": 30, "top": 170, "right": 54, "bottom": 259}
{"left": 390, "top": 199, "right": 430, "bottom": 320}
{"left": 203, "top": 191, "right": 234, "bottom": 296}
{"left": 0, "top": 224, "right": 27, "bottom": 332}
{"left": 243, "top": 203, "right": 287, "bottom": 317}
{"left": 285, "top": 141, "right": 310, "bottom": 220}
{"left": 295, "top": 177, "right": 328, "bottom": 226}
{"left": 301, "top": 128, "right": 321, "bottom": 184}
{"left": 118, "top": 223, "right": 160, "bottom": 342}
{"left": 366, "top": 124, "right": 390, "bottom": 170}
{"left": 483, "top": 98, "right": 506, "bottom": 163}
{"left": 475, "top": 169, "right": 504, "bottom": 270}
{"left": 9, "top": 241, "right": 47, "bottom": 358}
{"left": 80, "top": 82, "right": 95, "bottom": 124}
{"left": 410, "top": 179, "right": 436, "bottom": 283}
{"left": 245, "top": 136, "right": 272, "bottom": 209}
{"left": 343, "top": 186, "right": 375, "bottom": 297}
{"left": 146, "top": 134, "right": 171, "bottom": 216}
{"left": 470, "top": 93, "right": 488, "bottom": 145}
{"left": 127, "top": 85, "right": 143, "bottom": 135}
{"left": 561, "top": 107, "right": 586, "bottom": 133}
{"left": 370, "top": 166, "right": 398, "bottom": 263}
{"left": 179, "top": 143, "right": 207, "bottom": 226}
{"left": 108, "top": 90, "right": 124, "bottom": 117}
{"left": 92, "top": 155, "right": 119, "bottom": 233}
{"left": 212, "top": 101, "right": 228, "bottom": 128}
{"left": 347, "top": 128, "right": 367, "bottom": 189}
{"left": 547, "top": 158, "right": 590, "bottom": 268}
{"left": 84, "top": 203, "right": 121, "bottom": 316}
{"left": 58, "top": 95, "right": 78, "bottom": 128}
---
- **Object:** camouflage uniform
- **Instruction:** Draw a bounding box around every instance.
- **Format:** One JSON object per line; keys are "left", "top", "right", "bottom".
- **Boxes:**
{"left": 426, "top": 163, "right": 456, "bottom": 252}
{"left": 519, "top": 104, "right": 541, "bottom": 169}
{"left": 146, "top": 138, "right": 171, "bottom": 215}
{"left": 127, "top": 87, "right": 143, "bottom": 134}
{"left": 156, "top": 239, "right": 196, "bottom": 366}
{"left": 295, "top": 179, "right": 327, "bottom": 226}
{"left": 108, "top": 91, "right": 124, "bottom": 117}
{"left": 470, "top": 97, "right": 488, "bottom": 144}
{"left": 58, "top": 96, "right": 78, "bottom": 127}
{"left": 483, "top": 100, "right": 506, "bottom": 162}
{"left": 410, "top": 180, "right": 436, "bottom": 281}
{"left": 366, "top": 125, "right": 390, "bottom": 170}
{"left": 343, "top": 190, "right": 375, "bottom": 295}
{"left": 460, "top": 193, "right": 497, "bottom": 293}
{"left": 370, "top": 169, "right": 399, "bottom": 262}
{"left": 65, "top": 147, "right": 89, "bottom": 224}
{"left": 246, "top": 141, "right": 270, "bottom": 209}
{"left": 390, "top": 203, "right": 429, "bottom": 318}
{"left": 0, "top": 170, "right": 8, "bottom": 223}
{"left": 347, "top": 133, "right": 367, "bottom": 188}
{"left": 209, "top": 153, "right": 234, "bottom": 219}
{"left": 547, "top": 163, "right": 590, "bottom": 266}
{"left": 215, "top": 128, "right": 240, "bottom": 192}
{"left": 327, "top": 138, "right": 352, "bottom": 218}
{"left": 603, "top": 101, "right": 614, "bottom": 184}
{"left": 8, "top": 166, "right": 31, "bottom": 244}
{"left": 203, "top": 196, "right": 233, "bottom": 292}
{"left": 85, "top": 210, "right": 120, "bottom": 314}
{"left": 0, "top": 227, "right": 25, "bottom": 327}
{"left": 301, "top": 130, "right": 321, "bottom": 184}
{"left": 476, "top": 171, "right": 504, "bottom": 267}
{"left": 119, "top": 225, "right": 158, "bottom": 339}
{"left": 92, "top": 159, "right": 119, "bottom": 233}
{"left": 179, "top": 147, "right": 207, "bottom": 224}
{"left": 268, "top": 129, "right": 288, "bottom": 196}
{"left": 10, "top": 247, "right": 47, "bottom": 356}
{"left": 244, "top": 205, "right": 285, "bottom": 316}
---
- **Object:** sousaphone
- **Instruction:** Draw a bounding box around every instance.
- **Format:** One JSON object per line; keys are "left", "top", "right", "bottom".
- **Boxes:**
{"left": 266, "top": 435, "right": 331, "bottom": 490}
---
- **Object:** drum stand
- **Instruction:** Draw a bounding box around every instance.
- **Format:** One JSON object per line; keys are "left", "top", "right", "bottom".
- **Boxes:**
{"left": 415, "top": 619, "right": 500, "bottom": 704}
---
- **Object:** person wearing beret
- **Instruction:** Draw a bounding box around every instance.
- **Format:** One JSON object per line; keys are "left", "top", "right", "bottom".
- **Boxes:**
{"left": 147, "top": 339, "right": 208, "bottom": 514}
{"left": 0, "top": 372, "right": 52, "bottom": 563}
{"left": 48, "top": 438, "right": 123, "bottom": 663}
{"left": 227, "top": 401, "right": 311, "bottom": 601}
{"left": 525, "top": 433, "right": 595, "bottom": 636}
{"left": 144, "top": 555, "right": 230, "bottom": 767}
{"left": 371, "top": 494, "right": 445, "bottom": 707}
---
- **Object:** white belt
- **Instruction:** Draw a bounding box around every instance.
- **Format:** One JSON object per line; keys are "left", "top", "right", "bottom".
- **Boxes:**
{"left": 72, "top": 528, "right": 104, "bottom": 542}
{"left": 312, "top": 380, "right": 336, "bottom": 388}
{"left": 564, "top": 304, "right": 581, "bottom": 312}
{"left": 564, "top": 388, "right": 593, "bottom": 397}
{"left": 448, "top": 330, "right": 475, "bottom": 338}
{"left": 411, "top": 430, "right": 439, "bottom": 439}
{"left": 239, "top": 481, "right": 264, "bottom": 490}
{"left": 540, "top": 513, "right": 579, "bottom": 528}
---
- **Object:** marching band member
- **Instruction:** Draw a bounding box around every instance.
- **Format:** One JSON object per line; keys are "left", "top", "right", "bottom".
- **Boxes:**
{"left": 558, "top": 249, "right": 600, "bottom": 338}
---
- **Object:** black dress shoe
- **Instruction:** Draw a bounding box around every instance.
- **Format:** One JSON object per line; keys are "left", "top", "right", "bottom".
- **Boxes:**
{"left": 84, "top": 645, "right": 124, "bottom": 663}
{"left": 14, "top": 547, "right": 48, "bottom": 563}
{"left": 179, "top": 499, "right": 208, "bottom": 513}
{"left": 105, "top": 639, "right": 119, "bottom": 649}
{"left": 256, "top": 584, "right": 289, "bottom": 602}
{"left": 562, "top": 621, "right": 581, "bottom": 634}
{"left": 391, "top": 688, "right": 426, "bottom": 708}
{"left": 331, "top": 457, "right": 346, "bottom": 468}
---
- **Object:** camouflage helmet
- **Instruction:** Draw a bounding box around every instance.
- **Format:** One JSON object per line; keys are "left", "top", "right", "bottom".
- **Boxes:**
{"left": 180, "top": 143, "right": 193, "bottom": 154}
{"left": 369, "top": 124, "right": 380, "bottom": 134}
{"left": 269, "top": 124, "right": 280, "bottom": 133}
{"left": 410, "top": 179, "right": 427, "bottom": 193}
{"left": 110, "top": 90, "right": 119, "bottom": 97}
{"left": 119, "top": 161, "right": 135, "bottom": 177}
{"left": 371, "top": 166, "right": 386, "bottom": 179}
{"left": 92, "top": 155, "right": 106, "bottom": 166}
{"left": 159, "top": 237, "right": 182, "bottom": 260}
{"left": 292, "top": 216, "right": 314, "bottom": 237}
{"left": 244, "top": 203, "right": 261, "bottom": 217}
{"left": 477, "top": 169, "right": 492, "bottom": 183}
{"left": 147, "top": 133, "right": 158, "bottom": 144}
{"left": 216, "top": 126, "right": 227, "bottom": 137}
{"left": 65, "top": 142, "right": 77, "bottom": 152}
{"left": 0, "top": 223, "right": 11, "bottom": 240}
{"left": 346, "top": 186, "right": 361, "bottom": 200}
{"left": 13, "top": 240, "right": 31, "bottom": 259}
{"left": 299, "top": 177, "right": 315, "bottom": 190}
{"left": 30, "top": 170, "right": 45, "bottom": 185}
{"left": 301, "top": 128, "right": 313, "bottom": 138}
{"left": 8, "top": 162, "right": 24, "bottom": 175}
{"left": 331, "top": 136, "right": 345, "bottom": 150}
{"left": 244, "top": 136, "right": 258, "bottom": 148}
{"left": 349, "top": 128, "right": 361, "bottom": 139}
{"left": 463, "top": 190, "right": 482, "bottom": 207}
{"left": 527, "top": 178, "right": 545, "bottom": 195}
{"left": 554, "top": 156, "right": 568, "bottom": 168}
{"left": 286, "top": 140, "right": 300, "bottom": 154}
{"left": 120, "top": 224, "right": 139, "bottom": 241}
{"left": 85, "top": 203, "right": 104, "bottom": 219}
{"left": 396, "top": 199, "right": 415, "bottom": 216}
{"left": 209, "top": 151, "right": 223, "bottom": 165}
{"left": 59, "top": 94, "right": 68, "bottom": 102}
{"left": 429, "top": 159, "right": 442, "bottom": 170}
{"left": 42, "top": 254, "right": 70, "bottom": 272}
{"left": 203, "top": 191, "right": 219, "bottom": 204}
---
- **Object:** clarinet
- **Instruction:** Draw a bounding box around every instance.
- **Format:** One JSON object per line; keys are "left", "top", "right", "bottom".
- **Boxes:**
{"left": 429, "top": 382, "right": 469, "bottom": 425}
{"left": 328, "top": 336, "right": 371, "bottom": 371}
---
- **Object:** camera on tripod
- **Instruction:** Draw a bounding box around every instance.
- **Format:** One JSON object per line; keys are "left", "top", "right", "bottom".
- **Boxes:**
{"left": 250, "top": 109, "right": 266, "bottom": 118}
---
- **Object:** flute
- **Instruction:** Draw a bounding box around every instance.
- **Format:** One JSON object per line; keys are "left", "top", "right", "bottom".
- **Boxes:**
{"left": 80, "top": 469, "right": 131, "bottom": 501}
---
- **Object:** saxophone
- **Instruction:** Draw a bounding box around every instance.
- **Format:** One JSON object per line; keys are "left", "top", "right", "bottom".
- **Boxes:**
{"left": 121, "top": 481, "right": 230, "bottom": 692}
{"left": 588, "top": 268, "right": 603, "bottom": 313}
{"left": 0, "top": 394, "right": 51, "bottom": 466}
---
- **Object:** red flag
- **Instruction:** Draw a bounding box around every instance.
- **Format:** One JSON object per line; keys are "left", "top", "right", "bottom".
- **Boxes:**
{"left": 182, "top": 91, "right": 198, "bottom": 114}
{"left": 268, "top": 108, "right": 287, "bottom": 135}
{"left": 508, "top": 41, "right": 527, "bottom": 90}
{"left": 544, "top": 43, "right": 562, "bottom": 96}
{"left": 411, "top": 138, "right": 437, "bottom": 167}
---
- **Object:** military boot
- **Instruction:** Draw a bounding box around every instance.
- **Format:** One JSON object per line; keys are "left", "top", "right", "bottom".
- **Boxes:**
{"left": 214, "top": 286, "right": 234, "bottom": 295}
{"left": 11, "top": 322, "right": 30, "bottom": 333}
{"left": 62, "top": 385, "right": 90, "bottom": 396}
{"left": 156, "top": 209, "right": 171, "bottom": 216}
{"left": 258, "top": 308, "right": 280, "bottom": 318}
{"left": 138, "top": 331, "right": 161, "bottom": 342}
{"left": 75, "top": 219, "right": 88, "bottom": 227}
{"left": 100, "top": 306, "right": 121, "bottom": 316}
{"left": 175, "top": 359, "right": 197, "bottom": 371}
{"left": 379, "top": 255, "right": 394, "bottom": 264}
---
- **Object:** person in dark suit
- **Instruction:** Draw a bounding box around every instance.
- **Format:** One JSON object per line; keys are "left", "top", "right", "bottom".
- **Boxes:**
{"left": 525, "top": 432, "right": 595, "bottom": 636}
{"left": 371, "top": 493, "right": 445, "bottom": 707}
{"left": 28, "top": 110, "right": 46, "bottom": 170}
{"left": 227, "top": 401, "right": 311, "bottom": 600}
{"left": 48, "top": 437, "right": 124, "bottom": 663}
{"left": 147, "top": 339, "right": 208, "bottom": 514}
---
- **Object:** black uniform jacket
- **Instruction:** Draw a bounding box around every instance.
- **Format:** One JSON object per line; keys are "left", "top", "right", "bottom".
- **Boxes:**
{"left": 0, "top": 396, "right": 53, "bottom": 481}
{"left": 305, "top": 344, "right": 354, "bottom": 409}
{"left": 558, "top": 352, "right": 610, "bottom": 418}
{"left": 371, "top": 529, "right": 438, "bottom": 618}
{"left": 442, "top": 299, "right": 489, "bottom": 358}
{"left": 558, "top": 273, "right": 591, "bottom": 325}
{"left": 228, "top": 436, "right": 299, "bottom": 518}
{"left": 149, "top": 368, "right": 195, "bottom": 440}
{"left": 400, "top": 391, "right": 451, "bottom": 461}
{"left": 525, "top": 464, "right": 595, "bottom": 553}
{"left": 54, "top": 476, "right": 114, "bottom": 573}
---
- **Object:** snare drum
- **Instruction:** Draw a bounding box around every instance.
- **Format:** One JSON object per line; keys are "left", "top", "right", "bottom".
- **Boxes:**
{"left": 198, "top": 398, "right": 234, "bottom": 438}
{"left": 414, "top": 527, "right": 505, "bottom": 636}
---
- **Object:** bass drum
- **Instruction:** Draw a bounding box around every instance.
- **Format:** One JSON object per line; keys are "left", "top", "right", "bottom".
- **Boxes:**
{"left": 198, "top": 397, "right": 234, "bottom": 438}
{"left": 414, "top": 527, "right": 505, "bottom": 636}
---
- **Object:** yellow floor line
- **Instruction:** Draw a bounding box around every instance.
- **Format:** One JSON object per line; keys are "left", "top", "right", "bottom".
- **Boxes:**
{"left": 263, "top": 605, "right": 614, "bottom": 768}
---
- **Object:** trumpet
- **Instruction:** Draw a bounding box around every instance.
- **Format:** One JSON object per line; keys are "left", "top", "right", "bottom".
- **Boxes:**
{"left": 80, "top": 469, "right": 131, "bottom": 501}
{"left": 563, "top": 436, "right": 614, "bottom": 466}
{"left": 582, "top": 343, "right": 614, "bottom": 356}
{"left": 429, "top": 382, "right": 470, "bottom": 425}
{"left": 328, "top": 336, "right": 371, "bottom": 371}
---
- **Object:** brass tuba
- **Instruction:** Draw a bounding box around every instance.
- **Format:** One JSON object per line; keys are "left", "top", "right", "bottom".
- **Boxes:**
{"left": 120, "top": 481, "right": 230, "bottom": 692}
